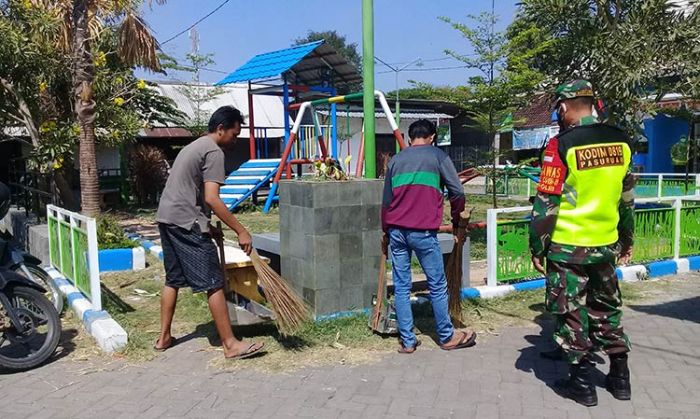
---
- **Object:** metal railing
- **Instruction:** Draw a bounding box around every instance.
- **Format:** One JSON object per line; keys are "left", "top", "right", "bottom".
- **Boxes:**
{"left": 485, "top": 195, "right": 700, "bottom": 287}
{"left": 485, "top": 171, "right": 700, "bottom": 199}
{"left": 47, "top": 205, "right": 101, "bottom": 310}
{"left": 292, "top": 125, "right": 332, "bottom": 160}
{"left": 633, "top": 173, "right": 700, "bottom": 198}
{"left": 7, "top": 169, "right": 57, "bottom": 221}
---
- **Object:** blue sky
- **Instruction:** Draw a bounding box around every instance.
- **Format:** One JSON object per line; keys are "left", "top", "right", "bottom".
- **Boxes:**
{"left": 139, "top": 0, "right": 519, "bottom": 90}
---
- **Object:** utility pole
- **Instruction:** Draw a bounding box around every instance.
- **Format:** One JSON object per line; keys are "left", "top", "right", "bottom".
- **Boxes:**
{"left": 189, "top": 28, "right": 200, "bottom": 81}
{"left": 374, "top": 56, "right": 422, "bottom": 127}
{"left": 362, "top": 0, "right": 376, "bottom": 178}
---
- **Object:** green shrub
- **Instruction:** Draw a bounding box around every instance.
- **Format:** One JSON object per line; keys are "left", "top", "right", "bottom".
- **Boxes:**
{"left": 97, "top": 215, "right": 138, "bottom": 249}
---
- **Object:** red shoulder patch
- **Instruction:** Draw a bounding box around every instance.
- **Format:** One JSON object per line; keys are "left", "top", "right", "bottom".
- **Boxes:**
{"left": 537, "top": 138, "right": 567, "bottom": 195}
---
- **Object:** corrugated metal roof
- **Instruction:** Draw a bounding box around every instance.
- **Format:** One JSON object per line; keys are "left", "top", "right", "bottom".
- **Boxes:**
{"left": 215, "top": 40, "right": 362, "bottom": 86}
{"left": 149, "top": 81, "right": 288, "bottom": 137}
{"left": 216, "top": 41, "right": 323, "bottom": 85}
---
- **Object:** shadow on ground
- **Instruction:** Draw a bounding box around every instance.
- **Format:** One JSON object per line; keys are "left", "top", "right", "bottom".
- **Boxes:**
{"left": 179, "top": 321, "right": 315, "bottom": 352}
{"left": 0, "top": 326, "right": 79, "bottom": 375}
{"left": 628, "top": 296, "right": 700, "bottom": 323}
{"left": 514, "top": 306, "right": 609, "bottom": 397}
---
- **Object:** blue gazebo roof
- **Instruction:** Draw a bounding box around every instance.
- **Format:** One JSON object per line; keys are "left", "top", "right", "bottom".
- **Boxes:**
{"left": 216, "top": 40, "right": 362, "bottom": 87}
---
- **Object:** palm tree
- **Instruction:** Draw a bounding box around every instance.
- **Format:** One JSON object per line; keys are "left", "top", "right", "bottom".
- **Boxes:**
{"left": 41, "top": 0, "right": 164, "bottom": 216}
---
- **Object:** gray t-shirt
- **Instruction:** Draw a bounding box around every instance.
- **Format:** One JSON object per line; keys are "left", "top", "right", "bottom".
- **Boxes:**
{"left": 156, "top": 136, "right": 225, "bottom": 233}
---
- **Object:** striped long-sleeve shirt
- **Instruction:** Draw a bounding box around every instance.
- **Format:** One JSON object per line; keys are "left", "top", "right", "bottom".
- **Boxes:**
{"left": 381, "top": 144, "right": 466, "bottom": 232}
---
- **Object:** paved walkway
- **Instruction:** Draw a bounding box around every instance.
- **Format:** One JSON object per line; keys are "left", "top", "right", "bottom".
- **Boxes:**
{"left": 2, "top": 273, "right": 699, "bottom": 419}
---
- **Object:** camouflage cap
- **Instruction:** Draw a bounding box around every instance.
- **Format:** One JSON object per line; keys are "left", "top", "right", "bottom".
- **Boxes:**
{"left": 555, "top": 80, "right": 595, "bottom": 104}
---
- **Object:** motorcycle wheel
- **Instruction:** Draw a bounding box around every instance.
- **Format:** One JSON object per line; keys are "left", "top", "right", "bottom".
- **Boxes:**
{"left": 13, "top": 264, "right": 64, "bottom": 314}
{"left": 0, "top": 286, "right": 61, "bottom": 371}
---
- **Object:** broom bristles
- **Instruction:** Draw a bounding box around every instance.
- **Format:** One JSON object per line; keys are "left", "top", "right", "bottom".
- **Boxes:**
{"left": 250, "top": 249, "right": 310, "bottom": 335}
{"left": 446, "top": 208, "right": 474, "bottom": 323}
{"left": 446, "top": 246, "right": 464, "bottom": 321}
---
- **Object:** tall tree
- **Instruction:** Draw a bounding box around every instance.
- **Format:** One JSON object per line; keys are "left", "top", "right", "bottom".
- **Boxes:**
{"left": 0, "top": 1, "right": 181, "bottom": 211}
{"left": 68, "top": 0, "right": 164, "bottom": 216}
{"left": 162, "top": 52, "right": 225, "bottom": 136}
{"left": 440, "top": 11, "right": 544, "bottom": 207}
{"left": 515, "top": 0, "right": 700, "bottom": 135}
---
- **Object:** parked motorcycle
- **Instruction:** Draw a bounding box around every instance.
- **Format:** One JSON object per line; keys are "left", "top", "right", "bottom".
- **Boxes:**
{"left": 0, "top": 266, "right": 61, "bottom": 370}
{"left": 0, "top": 229, "right": 64, "bottom": 314}
{"left": 0, "top": 182, "right": 60, "bottom": 370}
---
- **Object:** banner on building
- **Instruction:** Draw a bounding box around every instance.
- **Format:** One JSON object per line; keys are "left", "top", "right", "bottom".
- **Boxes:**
{"left": 513, "top": 126, "right": 555, "bottom": 150}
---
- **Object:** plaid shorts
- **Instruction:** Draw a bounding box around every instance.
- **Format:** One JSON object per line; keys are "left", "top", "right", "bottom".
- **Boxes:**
{"left": 158, "top": 223, "right": 224, "bottom": 293}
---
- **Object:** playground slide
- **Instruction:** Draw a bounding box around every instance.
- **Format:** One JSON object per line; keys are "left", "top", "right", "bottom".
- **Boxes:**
{"left": 219, "top": 158, "right": 282, "bottom": 211}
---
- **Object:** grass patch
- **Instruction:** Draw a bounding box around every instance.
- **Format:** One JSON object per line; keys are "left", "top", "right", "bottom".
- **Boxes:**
{"left": 215, "top": 206, "right": 280, "bottom": 236}
{"left": 93, "top": 254, "right": 548, "bottom": 371}
{"left": 95, "top": 255, "right": 395, "bottom": 371}
{"left": 99, "top": 256, "right": 213, "bottom": 361}
{"left": 619, "top": 277, "right": 686, "bottom": 304}
{"left": 81, "top": 263, "right": 696, "bottom": 372}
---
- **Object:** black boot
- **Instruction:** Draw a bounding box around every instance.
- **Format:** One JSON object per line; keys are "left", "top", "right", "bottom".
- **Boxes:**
{"left": 558, "top": 359, "right": 598, "bottom": 406}
{"left": 540, "top": 347, "right": 564, "bottom": 360}
{"left": 606, "top": 353, "right": 631, "bottom": 400}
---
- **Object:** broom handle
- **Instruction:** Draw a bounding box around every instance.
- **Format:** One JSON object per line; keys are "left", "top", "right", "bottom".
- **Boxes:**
{"left": 372, "top": 251, "right": 387, "bottom": 331}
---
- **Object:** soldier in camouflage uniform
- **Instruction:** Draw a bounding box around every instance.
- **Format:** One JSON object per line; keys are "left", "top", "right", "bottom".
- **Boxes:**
{"left": 529, "top": 80, "right": 634, "bottom": 407}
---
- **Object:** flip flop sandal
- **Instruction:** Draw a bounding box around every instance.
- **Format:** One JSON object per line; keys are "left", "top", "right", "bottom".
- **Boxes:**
{"left": 398, "top": 340, "right": 422, "bottom": 354}
{"left": 226, "top": 342, "right": 265, "bottom": 360}
{"left": 153, "top": 336, "right": 177, "bottom": 352}
{"left": 440, "top": 331, "right": 477, "bottom": 351}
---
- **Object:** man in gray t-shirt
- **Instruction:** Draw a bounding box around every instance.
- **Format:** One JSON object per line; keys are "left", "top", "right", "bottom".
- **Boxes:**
{"left": 154, "top": 106, "right": 263, "bottom": 360}
{"left": 156, "top": 134, "right": 226, "bottom": 234}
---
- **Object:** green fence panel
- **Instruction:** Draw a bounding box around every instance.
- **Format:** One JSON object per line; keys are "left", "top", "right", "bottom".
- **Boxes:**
{"left": 680, "top": 205, "right": 700, "bottom": 257}
{"left": 492, "top": 198, "right": 700, "bottom": 284}
{"left": 631, "top": 208, "right": 675, "bottom": 263}
{"left": 485, "top": 175, "right": 535, "bottom": 197}
{"left": 661, "top": 179, "right": 696, "bottom": 197}
{"left": 496, "top": 220, "right": 541, "bottom": 282}
{"left": 485, "top": 174, "right": 508, "bottom": 196}
{"left": 508, "top": 177, "right": 532, "bottom": 196}
{"left": 46, "top": 205, "right": 102, "bottom": 310}
{"left": 634, "top": 179, "right": 659, "bottom": 198}
{"left": 635, "top": 178, "right": 697, "bottom": 198}
{"left": 71, "top": 225, "right": 92, "bottom": 299}
{"left": 58, "top": 219, "right": 73, "bottom": 278}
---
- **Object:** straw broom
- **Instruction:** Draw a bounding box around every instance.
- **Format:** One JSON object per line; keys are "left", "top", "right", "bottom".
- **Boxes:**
{"left": 445, "top": 208, "right": 473, "bottom": 323}
{"left": 249, "top": 249, "right": 310, "bottom": 335}
{"left": 212, "top": 223, "right": 309, "bottom": 335}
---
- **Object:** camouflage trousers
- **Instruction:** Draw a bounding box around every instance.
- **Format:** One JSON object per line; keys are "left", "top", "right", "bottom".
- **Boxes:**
{"left": 546, "top": 260, "right": 631, "bottom": 364}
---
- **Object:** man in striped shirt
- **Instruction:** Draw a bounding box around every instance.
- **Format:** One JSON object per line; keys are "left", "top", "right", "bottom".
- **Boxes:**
{"left": 381, "top": 119, "right": 476, "bottom": 353}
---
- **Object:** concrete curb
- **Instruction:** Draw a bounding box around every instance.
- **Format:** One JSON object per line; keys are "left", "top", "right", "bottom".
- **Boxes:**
{"left": 97, "top": 247, "right": 145, "bottom": 272}
{"left": 460, "top": 256, "right": 700, "bottom": 300}
{"left": 136, "top": 238, "right": 164, "bottom": 260}
{"left": 124, "top": 232, "right": 163, "bottom": 260}
{"left": 46, "top": 267, "right": 128, "bottom": 353}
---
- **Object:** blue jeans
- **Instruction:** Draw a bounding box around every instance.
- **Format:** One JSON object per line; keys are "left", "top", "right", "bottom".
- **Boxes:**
{"left": 389, "top": 228, "right": 455, "bottom": 347}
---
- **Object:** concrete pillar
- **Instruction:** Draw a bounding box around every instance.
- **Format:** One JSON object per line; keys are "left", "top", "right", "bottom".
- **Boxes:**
{"left": 280, "top": 179, "right": 383, "bottom": 317}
